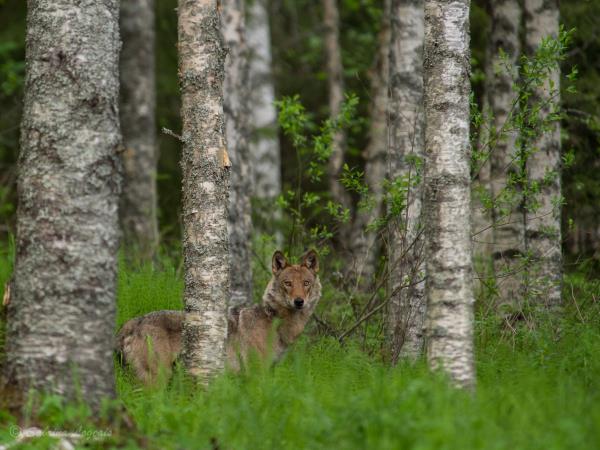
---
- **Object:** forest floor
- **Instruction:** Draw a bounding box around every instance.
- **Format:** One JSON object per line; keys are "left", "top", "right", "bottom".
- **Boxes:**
{"left": 0, "top": 245, "right": 599, "bottom": 449}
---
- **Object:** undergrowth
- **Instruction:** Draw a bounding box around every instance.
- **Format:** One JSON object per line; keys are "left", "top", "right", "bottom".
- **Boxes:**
{"left": 0, "top": 247, "right": 599, "bottom": 449}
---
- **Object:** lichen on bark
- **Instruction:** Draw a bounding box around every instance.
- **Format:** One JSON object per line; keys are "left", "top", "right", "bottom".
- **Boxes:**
{"left": 423, "top": 0, "right": 476, "bottom": 388}
{"left": 5, "top": 0, "right": 122, "bottom": 408}
{"left": 178, "top": 0, "right": 231, "bottom": 382}
{"left": 387, "top": 0, "right": 426, "bottom": 362}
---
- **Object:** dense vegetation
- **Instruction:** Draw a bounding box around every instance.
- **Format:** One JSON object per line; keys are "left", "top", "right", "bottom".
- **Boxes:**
{"left": 1, "top": 245, "right": 599, "bottom": 449}
{"left": 1, "top": 0, "right": 599, "bottom": 258}
{"left": 1, "top": 0, "right": 599, "bottom": 448}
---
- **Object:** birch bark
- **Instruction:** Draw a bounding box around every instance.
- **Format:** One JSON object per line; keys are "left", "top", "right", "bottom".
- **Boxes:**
{"left": 247, "top": 0, "right": 281, "bottom": 202}
{"left": 472, "top": 93, "right": 491, "bottom": 262}
{"left": 487, "top": 0, "right": 524, "bottom": 308}
{"left": 178, "top": 0, "right": 231, "bottom": 382}
{"left": 523, "top": 0, "right": 562, "bottom": 308}
{"left": 4, "top": 0, "right": 121, "bottom": 407}
{"left": 349, "top": 0, "right": 390, "bottom": 285}
{"left": 222, "top": 0, "right": 253, "bottom": 307}
{"left": 323, "top": 0, "right": 352, "bottom": 214}
{"left": 119, "top": 0, "right": 159, "bottom": 260}
{"left": 387, "top": 0, "right": 426, "bottom": 361}
{"left": 423, "top": 0, "right": 475, "bottom": 388}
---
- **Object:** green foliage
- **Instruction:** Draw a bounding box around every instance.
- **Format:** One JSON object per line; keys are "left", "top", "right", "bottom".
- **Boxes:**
{"left": 0, "top": 42, "right": 23, "bottom": 97}
{"left": 116, "top": 254, "right": 183, "bottom": 329}
{"left": 2, "top": 253, "right": 600, "bottom": 449}
{"left": 0, "top": 238, "right": 13, "bottom": 357}
{"left": 274, "top": 93, "right": 359, "bottom": 253}
{"left": 472, "top": 28, "right": 580, "bottom": 300}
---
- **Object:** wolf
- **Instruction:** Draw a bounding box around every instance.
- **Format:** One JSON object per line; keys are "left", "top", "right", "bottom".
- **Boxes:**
{"left": 116, "top": 249, "right": 321, "bottom": 383}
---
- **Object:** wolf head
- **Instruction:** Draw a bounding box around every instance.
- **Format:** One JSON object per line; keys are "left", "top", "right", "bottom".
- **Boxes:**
{"left": 267, "top": 249, "right": 321, "bottom": 312}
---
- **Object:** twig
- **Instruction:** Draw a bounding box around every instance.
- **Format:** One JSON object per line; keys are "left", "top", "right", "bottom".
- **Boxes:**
{"left": 337, "top": 276, "right": 425, "bottom": 344}
{"left": 161, "top": 127, "right": 186, "bottom": 143}
{"left": 312, "top": 313, "right": 337, "bottom": 337}
{"left": 569, "top": 282, "right": 586, "bottom": 324}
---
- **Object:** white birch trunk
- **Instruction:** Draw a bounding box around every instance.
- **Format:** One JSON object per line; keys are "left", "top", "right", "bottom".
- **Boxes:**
{"left": 524, "top": 0, "right": 562, "bottom": 308}
{"left": 323, "top": 0, "right": 352, "bottom": 214}
{"left": 178, "top": 0, "right": 231, "bottom": 382}
{"left": 119, "top": 0, "right": 159, "bottom": 260}
{"left": 387, "top": 0, "right": 426, "bottom": 361}
{"left": 348, "top": 0, "right": 390, "bottom": 285}
{"left": 486, "top": 0, "right": 525, "bottom": 308}
{"left": 222, "top": 0, "right": 253, "bottom": 307}
{"left": 4, "top": 0, "right": 121, "bottom": 407}
{"left": 423, "top": 0, "right": 475, "bottom": 388}
{"left": 472, "top": 93, "right": 492, "bottom": 261}
{"left": 247, "top": 0, "right": 281, "bottom": 202}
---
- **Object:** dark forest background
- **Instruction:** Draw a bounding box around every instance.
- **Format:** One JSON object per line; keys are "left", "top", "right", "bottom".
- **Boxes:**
{"left": 0, "top": 0, "right": 598, "bottom": 266}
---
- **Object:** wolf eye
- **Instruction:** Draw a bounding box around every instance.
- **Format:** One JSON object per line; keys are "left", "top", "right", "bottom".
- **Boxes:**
{"left": 284, "top": 281, "right": 292, "bottom": 287}
{"left": 304, "top": 280, "right": 310, "bottom": 286}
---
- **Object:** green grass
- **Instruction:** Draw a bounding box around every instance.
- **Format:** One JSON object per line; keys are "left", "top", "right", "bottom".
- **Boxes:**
{"left": 1, "top": 247, "right": 600, "bottom": 449}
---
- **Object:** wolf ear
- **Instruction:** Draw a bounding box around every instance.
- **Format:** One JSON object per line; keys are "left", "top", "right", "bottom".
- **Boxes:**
{"left": 272, "top": 251, "right": 289, "bottom": 275}
{"left": 301, "top": 249, "right": 319, "bottom": 273}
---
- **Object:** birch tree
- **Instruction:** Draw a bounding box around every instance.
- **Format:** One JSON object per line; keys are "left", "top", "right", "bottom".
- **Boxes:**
{"left": 486, "top": 0, "right": 524, "bottom": 307}
{"left": 222, "top": 0, "right": 253, "bottom": 307}
{"left": 387, "top": 0, "right": 426, "bottom": 362}
{"left": 423, "top": 0, "right": 475, "bottom": 388}
{"left": 348, "top": 0, "right": 390, "bottom": 285}
{"left": 4, "top": 0, "right": 121, "bottom": 406}
{"left": 524, "top": 0, "right": 562, "bottom": 308}
{"left": 471, "top": 72, "right": 491, "bottom": 263}
{"left": 323, "top": 0, "right": 351, "bottom": 214}
{"left": 119, "top": 0, "right": 159, "bottom": 260}
{"left": 247, "top": 0, "right": 281, "bottom": 203}
{"left": 178, "top": 0, "right": 231, "bottom": 382}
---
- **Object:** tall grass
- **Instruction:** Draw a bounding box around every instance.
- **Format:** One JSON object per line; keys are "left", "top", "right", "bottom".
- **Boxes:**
{"left": 114, "top": 254, "right": 600, "bottom": 450}
{"left": 1, "top": 246, "right": 599, "bottom": 449}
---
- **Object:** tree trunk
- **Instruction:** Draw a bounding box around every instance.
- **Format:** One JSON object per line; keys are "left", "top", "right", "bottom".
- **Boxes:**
{"left": 4, "top": 0, "right": 121, "bottom": 407}
{"left": 471, "top": 12, "right": 493, "bottom": 263}
{"left": 247, "top": 0, "right": 281, "bottom": 202}
{"left": 178, "top": 0, "right": 231, "bottom": 382}
{"left": 222, "top": 0, "right": 253, "bottom": 307}
{"left": 348, "top": 0, "right": 390, "bottom": 287}
{"left": 486, "top": 0, "right": 524, "bottom": 308}
{"left": 323, "top": 0, "right": 351, "bottom": 213}
{"left": 471, "top": 112, "right": 492, "bottom": 296}
{"left": 472, "top": 91, "right": 492, "bottom": 271}
{"left": 523, "top": 0, "right": 562, "bottom": 308}
{"left": 387, "top": 0, "right": 426, "bottom": 362}
{"left": 423, "top": 0, "right": 475, "bottom": 388}
{"left": 119, "top": 0, "right": 159, "bottom": 261}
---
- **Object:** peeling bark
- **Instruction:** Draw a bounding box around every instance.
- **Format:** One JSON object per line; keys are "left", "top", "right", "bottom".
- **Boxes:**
{"left": 178, "top": 0, "right": 231, "bottom": 382}
{"left": 119, "top": 0, "right": 159, "bottom": 260}
{"left": 423, "top": 0, "right": 475, "bottom": 388}
{"left": 5, "top": 0, "right": 122, "bottom": 407}
{"left": 486, "top": 0, "right": 524, "bottom": 308}
{"left": 247, "top": 0, "right": 281, "bottom": 202}
{"left": 524, "top": 0, "right": 562, "bottom": 308}
{"left": 387, "top": 0, "right": 426, "bottom": 361}
{"left": 221, "top": 0, "right": 253, "bottom": 307}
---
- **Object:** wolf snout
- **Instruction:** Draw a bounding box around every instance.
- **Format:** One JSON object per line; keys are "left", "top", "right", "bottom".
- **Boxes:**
{"left": 293, "top": 298, "right": 304, "bottom": 309}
